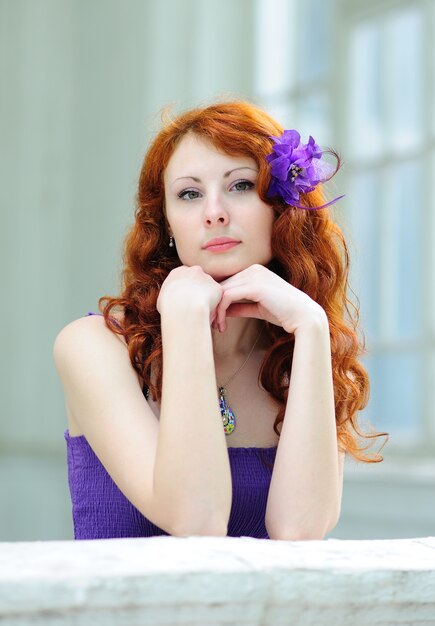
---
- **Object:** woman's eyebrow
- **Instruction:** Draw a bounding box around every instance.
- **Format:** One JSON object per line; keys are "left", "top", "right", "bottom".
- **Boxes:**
{"left": 171, "top": 166, "right": 258, "bottom": 186}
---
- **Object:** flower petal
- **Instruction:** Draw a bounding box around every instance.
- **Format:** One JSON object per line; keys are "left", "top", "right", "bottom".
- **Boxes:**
{"left": 270, "top": 155, "right": 291, "bottom": 181}
{"left": 266, "top": 129, "right": 342, "bottom": 211}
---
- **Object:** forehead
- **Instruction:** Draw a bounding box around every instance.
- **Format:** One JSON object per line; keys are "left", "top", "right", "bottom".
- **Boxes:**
{"left": 164, "top": 133, "right": 256, "bottom": 181}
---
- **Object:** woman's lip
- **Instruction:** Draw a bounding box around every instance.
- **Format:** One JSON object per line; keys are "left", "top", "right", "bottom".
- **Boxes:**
{"left": 204, "top": 241, "right": 240, "bottom": 252}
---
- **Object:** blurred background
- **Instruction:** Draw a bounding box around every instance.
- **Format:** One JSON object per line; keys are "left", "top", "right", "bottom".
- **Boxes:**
{"left": 1, "top": 0, "right": 434, "bottom": 541}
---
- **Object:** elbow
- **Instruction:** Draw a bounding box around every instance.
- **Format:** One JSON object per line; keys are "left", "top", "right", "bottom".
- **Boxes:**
{"left": 170, "top": 519, "right": 228, "bottom": 538}
{"left": 267, "top": 513, "right": 340, "bottom": 541}
{"left": 325, "top": 508, "right": 341, "bottom": 536}
{"left": 268, "top": 526, "right": 327, "bottom": 541}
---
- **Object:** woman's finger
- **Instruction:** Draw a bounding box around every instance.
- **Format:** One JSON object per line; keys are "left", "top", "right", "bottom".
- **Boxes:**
{"left": 216, "top": 286, "right": 258, "bottom": 329}
{"left": 225, "top": 302, "right": 259, "bottom": 319}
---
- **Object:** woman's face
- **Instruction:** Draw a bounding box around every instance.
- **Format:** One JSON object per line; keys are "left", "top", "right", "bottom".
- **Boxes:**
{"left": 163, "top": 133, "right": 276, "bottom": 282}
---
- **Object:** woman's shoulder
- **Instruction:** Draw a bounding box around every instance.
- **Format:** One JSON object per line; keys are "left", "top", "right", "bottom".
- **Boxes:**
{"left": 55, "top": 311, "right": 126, "bottom": 341}
{"left": 53, "top": 311, "right": 144, "bottom": 389}
{"left": 53, "top": 311, "right": 129, "bottom": 365}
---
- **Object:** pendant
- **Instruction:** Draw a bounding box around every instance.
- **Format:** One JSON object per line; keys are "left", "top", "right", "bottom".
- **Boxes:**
{"left": 218, "top": 386, "right": 236, "bottom": 435}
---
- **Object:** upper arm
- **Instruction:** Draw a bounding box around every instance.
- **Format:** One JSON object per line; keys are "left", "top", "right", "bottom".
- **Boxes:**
{"left": 52, "top": 315, "right": 167, "bottom": 531}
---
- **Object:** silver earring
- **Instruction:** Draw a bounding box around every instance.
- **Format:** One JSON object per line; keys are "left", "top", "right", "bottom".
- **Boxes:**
{"left": 169, "top": 235, "right": 174, "bottom": 247}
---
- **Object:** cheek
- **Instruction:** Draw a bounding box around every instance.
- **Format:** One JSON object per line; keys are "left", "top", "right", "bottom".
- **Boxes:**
{"left": 243, "top": 214, "right": 274, "bottom": 262}
{"left": 259, "top": 212, "right": 276, "bottom": 259}
{"left": 171, "top": 229, "right": 199, "bottom": 263}
{"left": 168, "top": 214, "right": 193, "bottom": 245}
{"left": 258, "top": 209, "right": 275, "bottom": 243}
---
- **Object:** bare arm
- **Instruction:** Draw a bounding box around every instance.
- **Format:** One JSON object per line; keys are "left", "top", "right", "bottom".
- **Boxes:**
{"left": 54, "top": 265, "right": 231, "bottom": 536}
{"left": 53, "top": 311, "right": 230, "bottom": 538}
{"left": 191, "top": 262, "right": 344, "bottom": 540}
{"left": 154, "top": 304, "right": 232, "bottom": 535}
{"left": 265, "top": 315, "right": 344, "bottom": 540}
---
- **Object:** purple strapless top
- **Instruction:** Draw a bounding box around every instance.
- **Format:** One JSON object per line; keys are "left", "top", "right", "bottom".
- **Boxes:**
{"left": 64, "top": 312, "right": 277, "bottom": 540}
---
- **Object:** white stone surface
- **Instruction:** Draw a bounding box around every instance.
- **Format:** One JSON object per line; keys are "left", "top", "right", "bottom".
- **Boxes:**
{"left": 0, "top": 536, "right": 434, "bottom": 625}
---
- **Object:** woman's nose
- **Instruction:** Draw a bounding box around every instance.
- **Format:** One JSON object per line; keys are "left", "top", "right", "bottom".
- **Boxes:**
{"left": 203, "top": 194, "right": 230, "bottom": 225}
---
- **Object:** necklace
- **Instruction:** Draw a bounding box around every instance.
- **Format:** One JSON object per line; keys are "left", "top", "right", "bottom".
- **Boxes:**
{"left": 218, "top": 322, "right": 265, "bottom": 436}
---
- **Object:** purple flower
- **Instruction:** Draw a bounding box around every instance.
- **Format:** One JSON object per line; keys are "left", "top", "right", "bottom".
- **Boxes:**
{"left": 266, "top": 130, "right": 344, "bottom": 210}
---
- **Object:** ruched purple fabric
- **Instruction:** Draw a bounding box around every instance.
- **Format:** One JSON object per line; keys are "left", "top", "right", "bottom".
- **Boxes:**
{"left": 65, "top": 430, "right": 277, "bottom": 539}
{"left": 63, "top": 312, "right": 277, "bottom": 539}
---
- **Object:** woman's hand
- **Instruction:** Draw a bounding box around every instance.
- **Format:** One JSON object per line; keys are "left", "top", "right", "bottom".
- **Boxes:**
{"left": 214, "top": 263, "right": 327, "bottom": 335}
{"left": 156, "top": 265, "right": 224, "bottom": 327}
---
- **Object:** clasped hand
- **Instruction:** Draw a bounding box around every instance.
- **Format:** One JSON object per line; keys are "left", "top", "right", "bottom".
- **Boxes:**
{"left": 157, "top": 263, "right": 327, "bottom": 335}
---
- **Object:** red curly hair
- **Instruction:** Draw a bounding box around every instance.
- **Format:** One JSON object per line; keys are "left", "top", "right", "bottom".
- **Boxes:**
{"left": 99, "top": 99, "right": 388, "bottom": 463}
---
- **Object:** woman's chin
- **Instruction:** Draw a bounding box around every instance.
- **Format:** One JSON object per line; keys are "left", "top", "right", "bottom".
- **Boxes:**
{"left": 209, "top": 269, "right": 238, "bottom": 282}
{"left": 203, "top": 271, "right": 226, "bottom": 282}
{"left": 186, "top": 259, "right": 250, "bottom": 282}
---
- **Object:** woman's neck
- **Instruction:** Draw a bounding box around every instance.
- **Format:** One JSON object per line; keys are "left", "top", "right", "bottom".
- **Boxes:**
{"left": 211, "top": 317, "right": 266, "bottom": 363}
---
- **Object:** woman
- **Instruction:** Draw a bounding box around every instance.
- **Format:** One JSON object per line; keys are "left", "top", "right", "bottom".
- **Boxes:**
{"left": 53, "top": 100, "right": 386, "bottom": 541}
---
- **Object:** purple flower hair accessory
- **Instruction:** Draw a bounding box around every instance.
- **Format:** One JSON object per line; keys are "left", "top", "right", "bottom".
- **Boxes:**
{"left": 266, "top": 129, "right": 345, "bottom": 210}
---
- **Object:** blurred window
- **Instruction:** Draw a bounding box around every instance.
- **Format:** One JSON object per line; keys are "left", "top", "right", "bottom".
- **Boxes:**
{"left": 254, "top": 0, "right": 434, "bottom": 455}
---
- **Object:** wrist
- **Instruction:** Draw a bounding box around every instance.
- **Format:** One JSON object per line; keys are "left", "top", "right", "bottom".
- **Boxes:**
{"left": 291, "top": 310, "right": 329, "bottom": 337}
{"left": 160, "top": 302, "right": 210, "bottom": 326}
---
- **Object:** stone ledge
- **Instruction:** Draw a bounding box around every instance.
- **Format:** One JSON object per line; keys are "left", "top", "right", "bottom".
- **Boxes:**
{"left": 0, "top": 536, "right": 434, "bottom": 625}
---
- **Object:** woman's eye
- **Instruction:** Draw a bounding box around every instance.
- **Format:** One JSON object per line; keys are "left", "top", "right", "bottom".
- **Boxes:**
{"left": 178, "top": 189, "right": 201, "bottom": 201}
{"left": 232, "top": 180, "right": 254, "bottom": 192}
{"left": 177, "top": 180, "right": 254, "bottom": 201}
